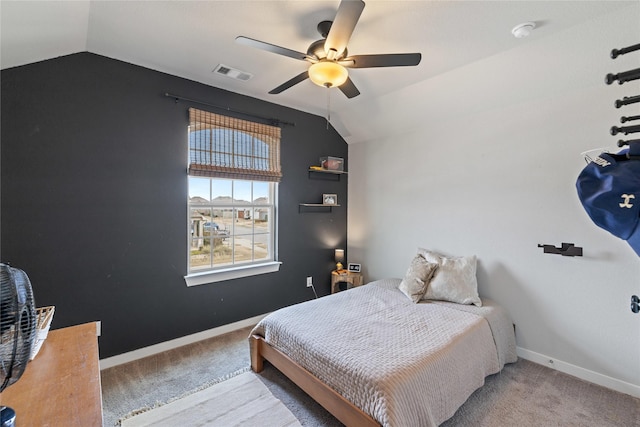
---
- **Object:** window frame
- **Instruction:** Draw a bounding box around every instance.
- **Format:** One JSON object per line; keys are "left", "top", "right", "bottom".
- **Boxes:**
{"left": 183, "top": 108, "right": 282, "bottom": 287}
{"left": 184, "top": 261, "right": 281, "bottom": 287}
{"left": 184, "top": 178, "right": 280, "bottom": 286}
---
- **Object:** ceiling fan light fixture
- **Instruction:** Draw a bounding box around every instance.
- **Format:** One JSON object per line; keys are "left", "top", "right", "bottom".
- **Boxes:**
{"left": 308, "top": 61, "right": 348, "bottom": 88}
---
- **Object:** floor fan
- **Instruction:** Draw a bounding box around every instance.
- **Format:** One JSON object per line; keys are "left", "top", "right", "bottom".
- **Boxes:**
{"left": 0, "top": 263, "right": 37, "bottom": 427}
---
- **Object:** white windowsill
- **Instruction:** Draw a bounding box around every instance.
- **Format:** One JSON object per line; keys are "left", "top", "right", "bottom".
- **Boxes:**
{"left": 184, "top": 261, "right": 282, "bottom": 287}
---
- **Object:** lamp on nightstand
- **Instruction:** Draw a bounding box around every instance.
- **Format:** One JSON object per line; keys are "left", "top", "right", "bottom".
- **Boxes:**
{"left": 335, "top": 249, "right": 345, "bottom": 271}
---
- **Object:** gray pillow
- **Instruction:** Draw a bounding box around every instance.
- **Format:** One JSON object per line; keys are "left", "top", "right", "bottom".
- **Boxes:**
{"left": 418, "top": 248, "right": 482, "bottom": 306}
{"left": 399, "top": 254, "right": 439, "bottom": 303}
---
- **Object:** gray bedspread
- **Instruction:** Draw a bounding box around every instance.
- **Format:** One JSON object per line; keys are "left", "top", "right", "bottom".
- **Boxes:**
{"left": 251, "top": 278, "right": 517, "bottom": 426}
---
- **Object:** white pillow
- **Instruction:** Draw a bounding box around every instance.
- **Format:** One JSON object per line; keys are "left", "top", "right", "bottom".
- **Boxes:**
{"left": 418, "top": 249, "right": 482, "bottom": 306}
{"left": 399, "top": 254, "right": 439, "bottom": 303}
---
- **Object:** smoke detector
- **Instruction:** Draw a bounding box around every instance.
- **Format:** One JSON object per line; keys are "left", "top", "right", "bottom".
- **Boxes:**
{"left": 213, "top": 64, "right": 253, "bottom": 81}
{"left": 511, "top": 22, "right": 536, "bottom": 38}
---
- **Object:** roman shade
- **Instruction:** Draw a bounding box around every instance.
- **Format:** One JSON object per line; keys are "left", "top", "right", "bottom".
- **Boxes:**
{"left": 188, "top": 108, "right": 282, "bottom": 182}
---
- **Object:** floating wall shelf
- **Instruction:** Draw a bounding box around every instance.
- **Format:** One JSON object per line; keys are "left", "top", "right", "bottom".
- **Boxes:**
{"left": 308, "top": 168, "right": 347, "bottom": 181}
{"left": 301, "top": 166, "right": 346, "bottom": 212}
{"left": 308, "top": 168, "right": 348, "bottom": 174}
{"left": 298, "top": 203, "right": 340, "bottom": 213}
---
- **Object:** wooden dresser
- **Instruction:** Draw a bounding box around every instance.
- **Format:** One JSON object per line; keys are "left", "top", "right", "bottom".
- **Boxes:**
{"left": 0, "top": 322, "right": 103, "bottom": 426}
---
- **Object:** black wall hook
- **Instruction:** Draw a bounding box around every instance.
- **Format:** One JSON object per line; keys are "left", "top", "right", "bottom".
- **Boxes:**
{"left": 538, "top": 243, "right": 583, "bottom": 257}
{"left": 615, "top": 95, "right": 640, "bottom": 108}
{"left": 618, "top": 138, "right": 640, "bottom": 147}
{"left": 611, "top": 43, "right": 640, "bottom": 59}
{"left": 605, "top": 68, "right": 640, "bottom": 85}
{"left": 621, "top": 115, "right": 640, "bottom": 123}
{"left": 611, "top": 124, "right": 640, "bottom": 136}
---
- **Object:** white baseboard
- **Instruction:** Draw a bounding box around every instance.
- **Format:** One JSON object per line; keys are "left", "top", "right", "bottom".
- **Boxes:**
{"left": 517, "top": 347, "right": 640, "bottom": 398}
{"left": 99, "top": 313, "right": 269, "bottom": 370}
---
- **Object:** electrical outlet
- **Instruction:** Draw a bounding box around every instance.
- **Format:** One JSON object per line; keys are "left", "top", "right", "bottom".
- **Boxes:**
{"left": 306, "top": 276, "right": 313, "bottom": 287}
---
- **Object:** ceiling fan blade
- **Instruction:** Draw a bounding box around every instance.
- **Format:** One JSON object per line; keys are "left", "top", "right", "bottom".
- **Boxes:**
{"left": 236, "top": 36, "right": 309, "bottom": 61}
{"left": 268, "top": 71, "right": 309, "bottom": 94}
{"left": 338, "top": 76, "right": 360, "bottom": 98}
{"left": 344, "top": 53, "right": 422, "bottom": 68}
{"left": 324, "top": 0, "right": 365, "bottom": 60}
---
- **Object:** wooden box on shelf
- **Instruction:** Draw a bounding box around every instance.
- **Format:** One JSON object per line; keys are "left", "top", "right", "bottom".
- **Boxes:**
{"left": 331, "top": 270, "right": 364, "bottom": 294}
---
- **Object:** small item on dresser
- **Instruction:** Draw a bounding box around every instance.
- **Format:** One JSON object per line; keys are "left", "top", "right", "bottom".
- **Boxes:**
{"left": 30, "top": 305, "right": 55, "bottom": 360}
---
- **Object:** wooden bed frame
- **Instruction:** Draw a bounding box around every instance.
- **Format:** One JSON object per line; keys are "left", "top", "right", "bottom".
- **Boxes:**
{"left": 250, "top": 334, "right": 380, "bottom": 427}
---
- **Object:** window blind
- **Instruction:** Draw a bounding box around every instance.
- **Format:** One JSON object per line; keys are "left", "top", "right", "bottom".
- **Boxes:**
{"left": 188, "top": 108, "right": 282, "bottom": 182}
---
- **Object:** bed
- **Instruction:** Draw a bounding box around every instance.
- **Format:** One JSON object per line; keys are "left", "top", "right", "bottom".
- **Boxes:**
{"left": 250, "top": 278, "right": 517, "bottom": 427}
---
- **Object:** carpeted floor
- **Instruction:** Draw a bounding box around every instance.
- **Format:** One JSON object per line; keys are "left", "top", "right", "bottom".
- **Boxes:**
{"left": 101, "top": 325, "right": 640, "bottom": 426}
{"left": 101, "top": 327, "right": 252, "bottom": 426}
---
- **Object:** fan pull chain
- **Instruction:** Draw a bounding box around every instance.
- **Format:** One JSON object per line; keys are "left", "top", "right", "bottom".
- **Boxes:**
{"left": 326, "top": 87, "right": 331, "bottom": 129}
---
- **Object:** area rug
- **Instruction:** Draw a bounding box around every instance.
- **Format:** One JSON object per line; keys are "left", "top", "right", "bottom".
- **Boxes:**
{"left": 119, "top": 368, "right": 302, "bottom": 427}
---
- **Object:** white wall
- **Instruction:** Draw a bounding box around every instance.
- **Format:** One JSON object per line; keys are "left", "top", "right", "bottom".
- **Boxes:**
{"left": 348, "top": 4, "right": 640, "bottom": 396}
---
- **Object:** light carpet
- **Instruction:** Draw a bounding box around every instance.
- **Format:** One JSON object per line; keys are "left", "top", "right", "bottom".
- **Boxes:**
{"left": 120, "top": 369, "right": 301, "bottom": 427}
{"left": 104, "top": 326, "right": 640, "bottom": 427}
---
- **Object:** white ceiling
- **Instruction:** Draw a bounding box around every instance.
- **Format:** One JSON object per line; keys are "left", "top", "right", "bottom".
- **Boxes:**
{"left": 1, "top": 1, "right": 635, "bottom": 143}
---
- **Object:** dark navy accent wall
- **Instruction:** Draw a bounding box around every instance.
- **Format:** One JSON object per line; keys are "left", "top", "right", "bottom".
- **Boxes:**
{"left": 1, "top": 52, "right": 347, "bottom": 358}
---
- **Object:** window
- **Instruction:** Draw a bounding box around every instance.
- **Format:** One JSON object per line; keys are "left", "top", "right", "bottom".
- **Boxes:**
{"left": 185, "top": 108, "right": 281, "bottom": 286}
{"left": 188, "top": 178, "right": 275, "bottom": 269}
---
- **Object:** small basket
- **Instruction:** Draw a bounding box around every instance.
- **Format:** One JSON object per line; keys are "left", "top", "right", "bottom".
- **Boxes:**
{"left": 30, "top": 305, "right": 55, "bottom": 360}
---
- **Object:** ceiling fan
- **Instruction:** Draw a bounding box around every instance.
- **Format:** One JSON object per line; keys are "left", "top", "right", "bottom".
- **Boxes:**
{"left": 236, "top": 0, "right": 421, "bottom": 99}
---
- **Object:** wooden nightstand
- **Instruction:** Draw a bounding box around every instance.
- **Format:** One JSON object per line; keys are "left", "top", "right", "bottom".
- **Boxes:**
{"left": 331, "top": 270, "right": 364, "bottom": 293}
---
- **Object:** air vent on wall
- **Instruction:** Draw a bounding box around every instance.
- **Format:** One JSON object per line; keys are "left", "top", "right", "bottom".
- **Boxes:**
{"left": 213, "top": 64, "right": 253, "bottom": 81}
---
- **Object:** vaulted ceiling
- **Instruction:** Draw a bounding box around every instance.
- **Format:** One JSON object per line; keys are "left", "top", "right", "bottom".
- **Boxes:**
{"left": 1, "top": 1, "right": 634, "bottom": 143}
